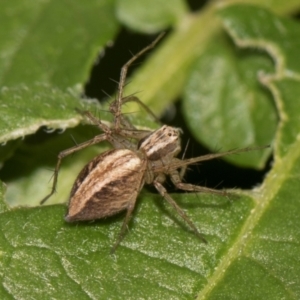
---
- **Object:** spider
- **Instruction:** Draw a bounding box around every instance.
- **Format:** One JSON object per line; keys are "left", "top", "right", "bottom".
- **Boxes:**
{"left": 41, "top": 33, "right": 268, "bottom": 253}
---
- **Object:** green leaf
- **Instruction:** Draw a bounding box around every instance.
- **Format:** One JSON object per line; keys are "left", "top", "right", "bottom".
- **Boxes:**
{"left": 0, "top": 84, "right": 99, "bottom": 144}
{"left": 0, "top": 190, "right": 255, "bottom": 299}
{"left": 0, "top": 0, "right": 118, "bottom": 143}
{"left": 199, "top": 4, "right": 300, "bottom": 299}
{"left": 0, "top": 0, "right": 117, "bottom": 88}
{"left": 1, "top": 1, "right": 300, "bottom": 299}
{"left": 116, "top": 0, "right": 189, "bottom": 33}
{"left": 182, "top": 34, "right": 276, "bottom": 168}
{"left": 220, "top": 4, "right": 300, "bottom": 157}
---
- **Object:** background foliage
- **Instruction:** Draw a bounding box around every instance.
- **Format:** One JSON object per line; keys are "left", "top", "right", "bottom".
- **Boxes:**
{"left": 1, "top": 0, "right": 300, "bottom": 299}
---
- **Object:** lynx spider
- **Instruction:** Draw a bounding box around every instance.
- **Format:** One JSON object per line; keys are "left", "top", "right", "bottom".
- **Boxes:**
{"left": 41, "top": 33, "right": 268, "bottom": 253}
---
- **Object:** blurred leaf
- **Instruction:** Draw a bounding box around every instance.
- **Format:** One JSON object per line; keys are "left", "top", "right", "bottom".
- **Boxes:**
{"left": 0, "top": 84, "right": 102, "bottom": 144}
{"left": 0, "top": 0, "right": 118, "bottom": 171}
{"left": 220, "top": 4, "right": 300, "bottom": 156}
{"left": 116, "top": 0, "right": 188, "bottom": 33}
{"left": 0, "top": 0, "right": 117, "bottom": 88}
{"left": 182, "top": 34, "right": 276, "bottom": 168}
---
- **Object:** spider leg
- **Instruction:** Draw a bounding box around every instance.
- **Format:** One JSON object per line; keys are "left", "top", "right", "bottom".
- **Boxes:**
{"left": 109, "top": 94, "right": 161, "bottom": 139}
{"left": 77, "top": 109, "right": 150, "bottom": 148}
{"left": 40, "top": 134, "right": 108, "bottom": 205}
{"left": 169, "top": 145, "right": 270, "bottom": 171}
{"left": 170, "top": 170, "right": 228, "bottom": 196}
{"left": 110, "top": 189, "right": 141, "bottom": 254}
{"left": 179, "top": 165, "right": 187, "bottom": 180}
{"left": 112, "top": 32, "right": 165, "bottom": 131}
{"left": 121, "top": 95, "right": 162, "bottom": 125}
{"left": 76, "top": 109, "right": 113, "bottom": 135}
{"left": 153, "top": 180, "right": 207, "bottom": 243}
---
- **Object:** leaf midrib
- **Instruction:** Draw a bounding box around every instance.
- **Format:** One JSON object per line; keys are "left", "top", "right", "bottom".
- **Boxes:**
{"left": 196, "top": 137, "right": 299, "bottom": 299}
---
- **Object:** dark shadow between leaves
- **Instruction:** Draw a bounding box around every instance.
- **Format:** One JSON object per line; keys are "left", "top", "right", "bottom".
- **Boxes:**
{"left": 0, "top": 125, "right": 102, "bottom": 182}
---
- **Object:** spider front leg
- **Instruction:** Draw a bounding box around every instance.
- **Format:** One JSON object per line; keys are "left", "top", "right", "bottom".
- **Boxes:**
{"left": 153, "top": 180, "right": 207, "bottom": 243}
{"left": 111, "top": 32, "right": 164, "bottom": 131}
{"left": 108, "top": 94, "right": 161, "bottom": 142}
{"left": 178, "top": 164, "right": 188, "bottom": 181}
{"left": 40, "top": 133, "right": 108, "bottom": 205}
{"left": 110, "top": 95, "right": 162, "bottom": 127}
